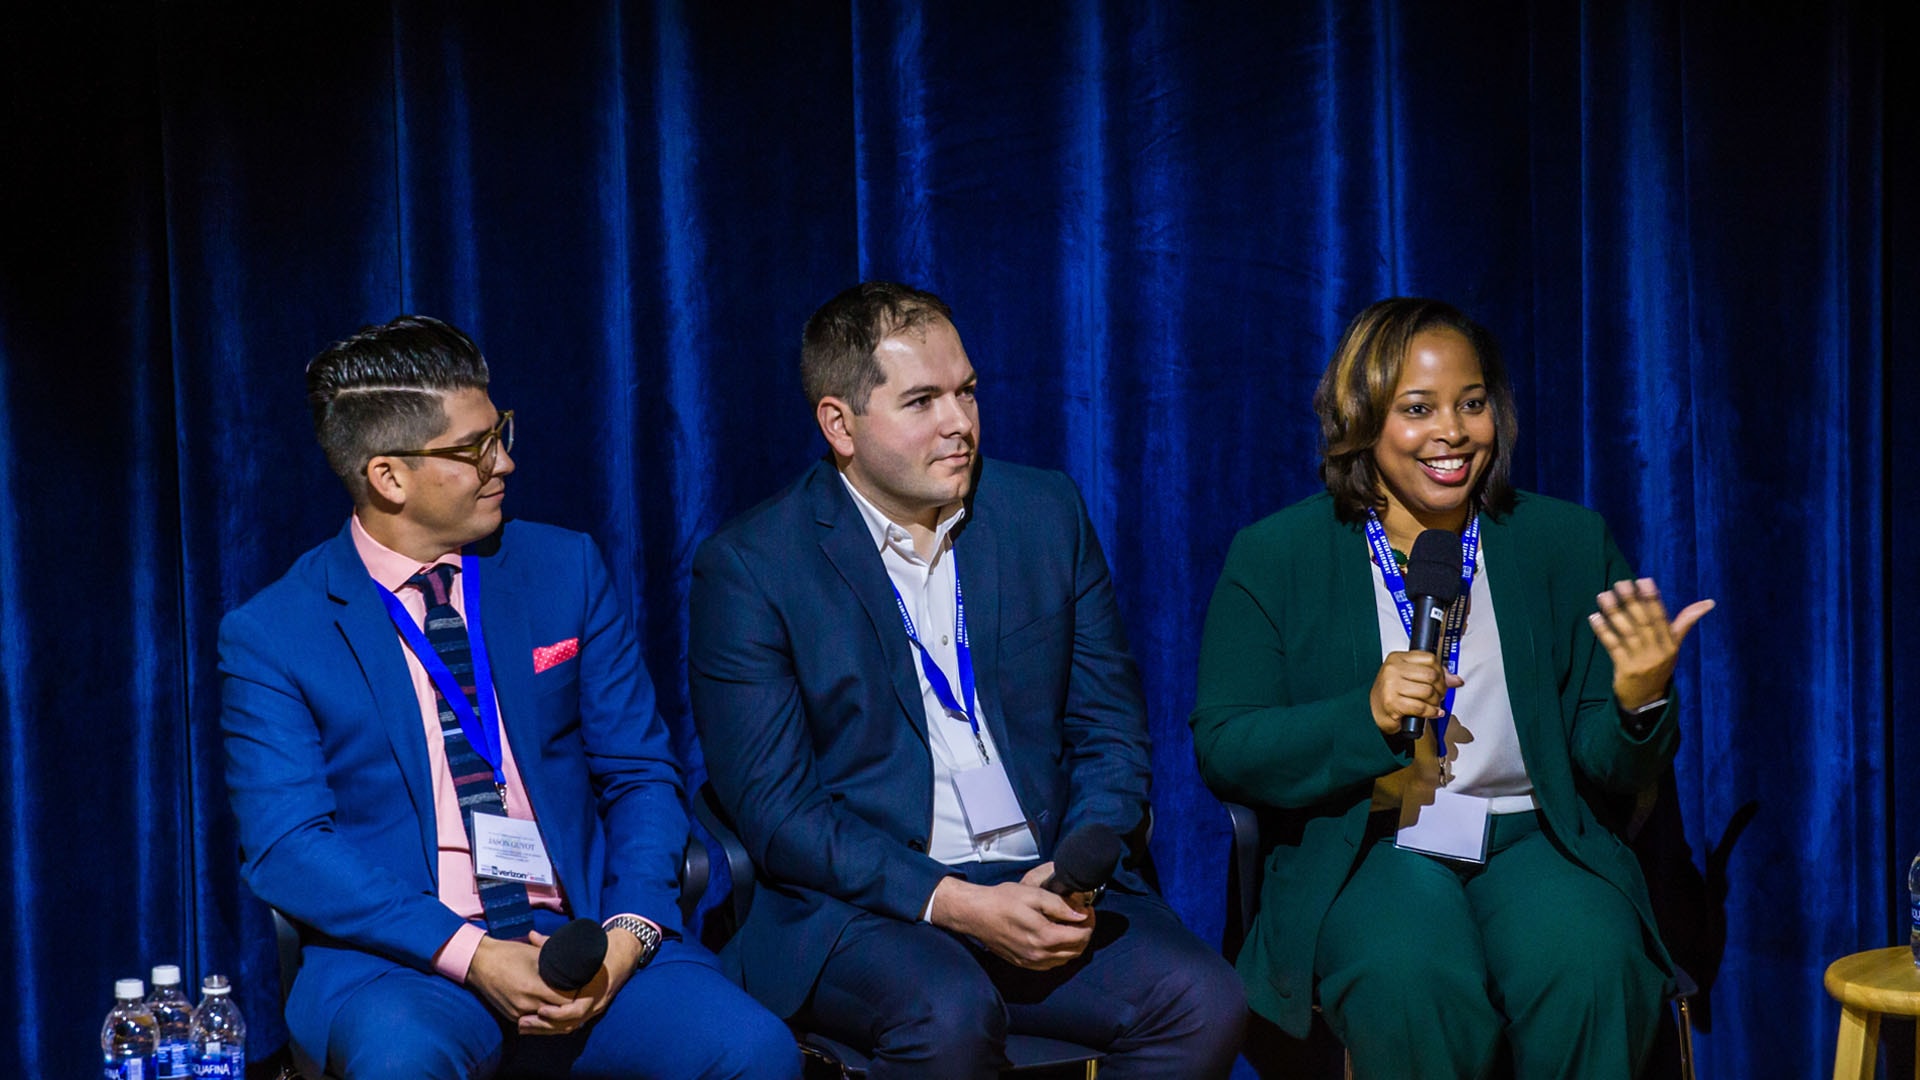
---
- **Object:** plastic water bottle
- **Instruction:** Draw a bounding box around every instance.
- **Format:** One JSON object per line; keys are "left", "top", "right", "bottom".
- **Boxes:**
{"left": 1909, "top": 851, "right": 1920, "bottom": 967}
{"left": 188, "top": 975, "right": 245, "bottom": 1079}
{"left": 147, "top": 966, "right": 193, "bottom": 1080}
{"left": 101, "top": 978, "right": 156, "bottom": 1080}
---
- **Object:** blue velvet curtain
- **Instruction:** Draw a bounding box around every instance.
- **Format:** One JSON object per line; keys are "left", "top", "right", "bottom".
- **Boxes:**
{"left": 1, "top": 2, "right": 1899, "bottom": 1076}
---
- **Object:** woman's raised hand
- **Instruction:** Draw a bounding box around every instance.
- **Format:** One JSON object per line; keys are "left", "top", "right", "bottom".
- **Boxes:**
{"left": 1587, "top": 578, "right": 1715, "bottom": 712}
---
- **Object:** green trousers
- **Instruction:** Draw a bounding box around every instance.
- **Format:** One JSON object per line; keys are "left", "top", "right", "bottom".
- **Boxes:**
{"left": 1312, "top": 811, "right": 1666, "bottom": 1079}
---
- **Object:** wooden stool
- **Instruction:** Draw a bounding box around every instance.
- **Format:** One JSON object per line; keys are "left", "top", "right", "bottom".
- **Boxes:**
{"left": 1825, "top": 946, "right": 1920, "bottom": 1079}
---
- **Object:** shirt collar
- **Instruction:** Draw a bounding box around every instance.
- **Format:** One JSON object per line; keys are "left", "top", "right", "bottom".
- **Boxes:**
{"left": 836, "top": 469, "right": 967, "bottom": 564}
{"left": 350, "top": 512, "right": 463, "bottom": 593}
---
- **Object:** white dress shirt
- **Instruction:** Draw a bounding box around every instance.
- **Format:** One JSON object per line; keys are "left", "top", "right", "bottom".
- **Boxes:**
{"left": 839, "top": 472, "right": 1040, "bottom": 865}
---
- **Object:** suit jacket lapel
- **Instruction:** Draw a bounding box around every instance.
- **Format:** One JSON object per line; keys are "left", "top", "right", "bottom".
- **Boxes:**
{"left": 468, "top": 529, "right": 597, "bottom": 903}
{"left": 953, "top": 505, "right": 1007, "bottom": 758}
{"left": 1479, "top": 511, "right": 1549, "bottom": 751}
{"left": 811, "top": 464, "right": 932, "bottom": 743}
{"left": 473, "top": 534, "right": 540, "bottom": 809}
{"left": 1334, "top": 517, "right": 1381, "bottom": 684}
{"left": 322, "top": 525, "right": 439, "bottom": 878}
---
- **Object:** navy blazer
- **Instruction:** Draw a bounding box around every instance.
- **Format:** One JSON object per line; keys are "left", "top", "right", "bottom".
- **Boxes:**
{"left": 689, "top": 459, "right": 1155, "bottom": 1017}
{"left": 219, "top": 520, "right": 688, "bottom": 1064}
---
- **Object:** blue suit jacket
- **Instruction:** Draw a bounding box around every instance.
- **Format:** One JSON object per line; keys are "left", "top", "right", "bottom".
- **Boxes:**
{"left": 219, "top": 520, "right": 688, "bottom": 1063}
{"left": 688, "top": 459, "right": 1155, "bottom": 1017}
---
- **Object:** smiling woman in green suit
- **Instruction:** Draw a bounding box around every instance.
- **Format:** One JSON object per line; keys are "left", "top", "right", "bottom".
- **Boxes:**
{"left": 1191, "top": 298, "right": 1714, "bottom": 1079}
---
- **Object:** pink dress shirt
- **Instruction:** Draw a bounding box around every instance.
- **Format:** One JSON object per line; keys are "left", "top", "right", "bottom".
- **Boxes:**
{"left": 351, "top": 516, "right": 565, "bottom": 982}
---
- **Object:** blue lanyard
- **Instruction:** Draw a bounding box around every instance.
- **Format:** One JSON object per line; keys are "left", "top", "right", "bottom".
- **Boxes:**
{"left": 375, "top": 554, "right": 507, "bottom": 788}
{"left": 890, "top": 556, "right": 989, "bottom": 762}
{"left": 1363, "top": 512, "right": 1480, "bottom": 749}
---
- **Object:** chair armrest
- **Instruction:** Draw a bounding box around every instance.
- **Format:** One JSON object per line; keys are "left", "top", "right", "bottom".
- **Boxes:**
{"left": 1671, "top": 961, "right": 1699, "bottom": 1001}
{"left": 679, "top": 831, "right": 711, "bottom": 926}
{"left": 692, "top": 782, "right": 755, "bottom": 932}
{"left": 1223, "top": 801, "right": 1262, "bottom": 962}
{"left": 271, "top": 907, "right": 303, "bottom": 1005}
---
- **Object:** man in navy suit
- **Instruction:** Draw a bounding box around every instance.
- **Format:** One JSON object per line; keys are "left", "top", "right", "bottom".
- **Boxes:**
{"left": 219, "top": 315, "right": 796, "bottom": 1080}
{"left": 689, "top": 283, "right": 1245, "bottom": 1078}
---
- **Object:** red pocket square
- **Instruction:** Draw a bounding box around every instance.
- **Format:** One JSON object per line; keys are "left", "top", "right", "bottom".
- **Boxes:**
{"left": 532, "top": 638, "right": 579, "bottom": 673}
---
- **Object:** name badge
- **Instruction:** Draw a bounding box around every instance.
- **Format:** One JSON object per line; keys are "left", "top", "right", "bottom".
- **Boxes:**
{"left": 952, "top": 761, "right": 1027, "bottom": 838}
{"left": 1393, "top": 788, "right": 1491, "bottom": 864}
{"left": 471, "top": 813, "right": 556, "bottom": 885}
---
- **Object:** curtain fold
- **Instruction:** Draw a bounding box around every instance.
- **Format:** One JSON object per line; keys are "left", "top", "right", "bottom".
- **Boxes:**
{"left": 0, "top": 3, "right": 1892, "bottom": 1076}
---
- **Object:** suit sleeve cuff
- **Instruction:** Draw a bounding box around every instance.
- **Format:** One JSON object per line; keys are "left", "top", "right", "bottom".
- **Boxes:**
{"left": 434, "top": 923, "right": 486, "bottom": 984}
{"left": 919, "top": 868, "right": 968, "bottom": 923}
{"left": 1617, "top": 696, "right": 1670, "bottom": 740}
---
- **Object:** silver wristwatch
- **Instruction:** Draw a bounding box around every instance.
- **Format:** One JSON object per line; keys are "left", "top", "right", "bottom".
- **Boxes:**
{"left": 602, "top": 914, "right": 663, "bottom": 968}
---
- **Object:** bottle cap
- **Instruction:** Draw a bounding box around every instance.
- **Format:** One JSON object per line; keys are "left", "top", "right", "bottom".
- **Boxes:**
{"left": 151, "top": 964, "right": 181, "bottom": 987}
{"left": 201, "top": 974, "right": 231, "bottom": 995}
{"left": 115, "top": 978, "right": 146, "bottom": 1000}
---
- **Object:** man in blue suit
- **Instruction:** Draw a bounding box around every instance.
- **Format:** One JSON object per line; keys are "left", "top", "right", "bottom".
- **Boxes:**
{"left": 219, "top": 315, "right": 796, "bottom": 1080}
{"left": 689, "top": 283, "right": 1245, "bottom": 1079}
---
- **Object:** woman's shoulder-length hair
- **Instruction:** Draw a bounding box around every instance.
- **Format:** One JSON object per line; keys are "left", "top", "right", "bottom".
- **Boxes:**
{"left": 1311, "top": 297, "right": 1519, "bottom": 524}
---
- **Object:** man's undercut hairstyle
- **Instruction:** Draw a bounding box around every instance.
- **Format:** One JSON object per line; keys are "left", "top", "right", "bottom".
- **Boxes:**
{"left": 306, "top": 314, "right": 491, "bottom": 502}
{"left": 1313, "top": 297, "right": 1519, "bottom": 523}
{"left": 801, "top": 281, "right": 954, "bottom": 412}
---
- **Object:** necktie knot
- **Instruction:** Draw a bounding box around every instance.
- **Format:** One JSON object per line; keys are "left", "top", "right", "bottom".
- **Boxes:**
{"left": 407, "top": 563, "right": 457, "bottom": 606}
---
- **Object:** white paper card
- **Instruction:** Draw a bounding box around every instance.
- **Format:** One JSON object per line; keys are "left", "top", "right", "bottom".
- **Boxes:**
{"left": 952, "top": 761, "right": 1027, "bottom": 837}
{"left": 471, "top": 812, "right": 556, "bottom": 885}
{"left": 1394, "top": 788, "right": 1491, "bottom": 863}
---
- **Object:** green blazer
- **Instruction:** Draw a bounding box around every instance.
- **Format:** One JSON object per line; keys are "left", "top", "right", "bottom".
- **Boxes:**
{"left": 1190, "top": 491, "right": 1676, "bottom": 1037}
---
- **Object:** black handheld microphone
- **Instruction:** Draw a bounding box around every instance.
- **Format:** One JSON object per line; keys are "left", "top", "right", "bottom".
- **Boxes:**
{"left": 1400, "top": 528, "right": 1464, "bottom": 740}
{"left": 1042, "top": 824, "right": 1122, "bottom": 897}
{"left": 537, "top": 917, "right": 609, "bottom": 992}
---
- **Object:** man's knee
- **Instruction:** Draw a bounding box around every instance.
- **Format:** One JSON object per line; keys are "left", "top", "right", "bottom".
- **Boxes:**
{"left": 874, "top": 970, "right": 1007, "bottom": 1062}
{"left": 1172, "top": 950, "right": 1250, "bottom": 1038}
{"left": 696, "top": 1003, "right": 802, "bottom": 1079}
{"left": 1138, "top": 948, "right": 1249, "bottom": 1071}
{"left": 634, "top": 1006, "right": 798, "bottom": 1080}
{"left": 333, "top": 1040, "right": 499, "bottom": 1080}
{"left": 325, "top": 969, "right": 501, "bottom": 1080}
{"left": 328, "top": 1003, "right": 499, "bottom": 1080}
{"left": 582, "top": 959, "right": 803, "bottom": 1080}
{"left": 810, "top": 917, "right": 1008, "bottom": 1067}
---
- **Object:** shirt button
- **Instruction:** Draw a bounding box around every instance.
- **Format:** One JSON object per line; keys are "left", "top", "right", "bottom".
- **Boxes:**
{"left": 940, "top": 635, "right": 950, "bottom": 646}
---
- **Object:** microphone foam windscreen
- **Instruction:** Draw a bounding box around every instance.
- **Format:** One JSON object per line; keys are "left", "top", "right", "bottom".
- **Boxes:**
{"left": 538, "top": 917, "right": 609, "bottom": 992}
{"left": 1404, "top": 528, "right": 1464, "bottom": 603}
{"left": 1050, "top": 825, "right": 1123, "bottom": 893}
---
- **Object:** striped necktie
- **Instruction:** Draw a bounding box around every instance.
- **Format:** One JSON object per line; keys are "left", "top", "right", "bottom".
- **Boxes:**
{"left": 407, "top": 564, "right": 534, "bottom": 939}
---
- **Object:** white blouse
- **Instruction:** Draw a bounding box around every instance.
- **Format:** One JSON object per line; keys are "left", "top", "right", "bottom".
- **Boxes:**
{"left": 1368, "top": 548, "right": 1540, "bottom": 816}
